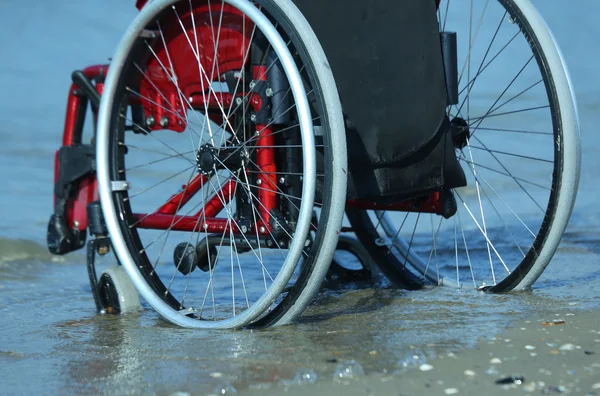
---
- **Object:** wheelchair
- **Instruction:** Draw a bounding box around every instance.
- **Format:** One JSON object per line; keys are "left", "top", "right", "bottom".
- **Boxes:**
{"left": 47, "top": 0, "right": 580, "bottom": 329}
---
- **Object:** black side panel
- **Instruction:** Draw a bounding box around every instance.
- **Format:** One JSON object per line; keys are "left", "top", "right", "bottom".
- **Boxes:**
{"left": 294, "top": 0, "right": 450, "bottom": 200}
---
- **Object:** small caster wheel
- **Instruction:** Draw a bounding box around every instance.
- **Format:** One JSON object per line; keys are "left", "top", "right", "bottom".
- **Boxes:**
{"left": 326, "top": 235, "right": 375, "bottom": 285}
{"left": 97, "top": 266, "right": 141, "bottom": 314}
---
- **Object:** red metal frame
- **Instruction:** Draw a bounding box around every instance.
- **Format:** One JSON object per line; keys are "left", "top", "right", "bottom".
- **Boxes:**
{"left": 129, "top": 65, "right": 280, "bottom": 234}
{"left": 56, "top": 1, "right": 447, "bottom": 238}
{"left": 135, "top": 177, "right": 239, "bottom": 234}
{"left": 156, "top": 174, "right": 207, "bottom": 215}
{"left": 62, "top": 65, "right": 107, "bottom": 145}
{"left": 138, "top": 3, "right": 253, "bottom": 133}
{"left": 57, "top": 65, "right": 107, "bottom": 231}
{"left": 132, "top": 214, "right": 233, "bottom": 233}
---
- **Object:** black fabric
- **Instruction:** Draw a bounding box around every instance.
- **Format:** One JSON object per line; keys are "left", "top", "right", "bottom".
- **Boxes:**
{"left": 294, "top": 0, "right": 462, "bottom": 200}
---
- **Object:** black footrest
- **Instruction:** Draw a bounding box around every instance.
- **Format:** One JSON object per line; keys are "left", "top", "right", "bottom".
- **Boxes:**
{"left": 47, "top": 214, "right": 85, "bottom": 255}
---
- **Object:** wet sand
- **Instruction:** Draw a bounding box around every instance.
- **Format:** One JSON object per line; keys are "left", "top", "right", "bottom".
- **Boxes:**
{"left": 2, "top": 249, "right": 599, "bottom": 396}
{"left": 243, "top": 308, "right": 600, "bottom": 396}
{"left": 3, "top": 225, "right": 600, "bottom": 395}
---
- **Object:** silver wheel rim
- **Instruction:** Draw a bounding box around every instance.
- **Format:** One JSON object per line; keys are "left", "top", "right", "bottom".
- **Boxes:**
{"left": 97, "top": 0, "right": 317, "bottom": 328}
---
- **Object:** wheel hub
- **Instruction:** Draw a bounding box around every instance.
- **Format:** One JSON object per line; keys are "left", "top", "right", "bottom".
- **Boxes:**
{"left": 196, "top": 143, "right": 246, "bottom": 175}
{"left": 450, "top": 117, "right": 470, "bottom": 149}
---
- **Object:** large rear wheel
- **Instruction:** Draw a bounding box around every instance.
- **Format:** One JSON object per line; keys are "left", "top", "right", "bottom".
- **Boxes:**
{"left": 96, "top": 0, "right": 346, "bottom": 328}
{"left": 348, "top": 0, "right": 580, "bottom": 292}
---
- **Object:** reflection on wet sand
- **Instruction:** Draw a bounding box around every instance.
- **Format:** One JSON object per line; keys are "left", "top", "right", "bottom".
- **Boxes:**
{"left": 46, "top": 262, "right": 595, "bottom": 395}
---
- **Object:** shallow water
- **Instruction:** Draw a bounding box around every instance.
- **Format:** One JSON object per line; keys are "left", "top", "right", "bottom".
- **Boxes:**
{"left": 1, "top": 1, "right": 600, "bottom": 395}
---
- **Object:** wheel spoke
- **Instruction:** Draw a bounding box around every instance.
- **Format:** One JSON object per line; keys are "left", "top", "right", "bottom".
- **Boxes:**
{"left": 456, "top": 191, "right": 511, "bottom": 276}
{"left": 457, "top": 210, "right": 477, "bottom": 289}
{"left": 470, "top": 134, "right": 547, "bottom": 212}
{"left": 474, "top": 126, "right": 552, "bottom": 136}
{"left": 458, "top": 157, "right": 550, "bottom": 191}
{"left": 467, "top": 145, "right": 553, "bottom": 164}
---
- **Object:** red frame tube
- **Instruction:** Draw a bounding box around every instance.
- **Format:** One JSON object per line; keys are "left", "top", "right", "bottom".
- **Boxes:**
{"left": 135, "top": 178, "right": 238, "bottom": 232}
{"left": 59, "top": 65, "right": 107, "bottom": 230}
{"left": 157, "top": 174, "right": 207, "bottom": 215}
{"left": 133, "top": 215, "right": 234, "bottom": 233}
{"left": 62, "top": 65, "right": 108, "bottom": 145}
{"left": 254, "top": 124, "right": 277, "bottom": 232}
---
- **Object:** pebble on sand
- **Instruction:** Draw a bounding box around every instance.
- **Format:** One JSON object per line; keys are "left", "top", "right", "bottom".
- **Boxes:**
{"left": 559, "top": 343, "right": 576, "bottom": 351}
{"left": 542, "top": 385, "right": 565, "bottom": 393}
{"left": 523, "top": 382, "right": 537, "bottom": 392}
{"left": 419, "top": 364, "right": 434, "bottom": 371}
{"left": 542, "top": 320, "right": 565, "bottom": 327}
{"left": 212, "top": 383, "right": 237, "bottom": 395}
{"left": 490, "top": 357, "right": 502, "bottom": 364}
{"left": 444, "top": 388, "right": 459, "bottom": 394}
{"left": 525, "top": 345, "right": 536, "bottom": 350}
{"left": 464, "top": 370, "right": 476, "bottom": 377}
